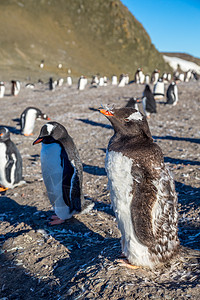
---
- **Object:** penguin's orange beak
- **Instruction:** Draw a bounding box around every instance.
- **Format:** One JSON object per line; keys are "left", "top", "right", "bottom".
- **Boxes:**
{"left": 100, "top": 109, "right": 114, "bottom": 116}
{"left": 47, "top": 117, "right": 51, "bottom": 120}
{"left": 33, "top": 138, "right": 43, "bottom": 145}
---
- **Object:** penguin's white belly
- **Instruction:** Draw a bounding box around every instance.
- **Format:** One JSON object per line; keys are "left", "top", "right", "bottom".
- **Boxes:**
{"left": 0, "top": 86, "right": 5, "bottom": 98}
{"left": 118, "top": 77, "right": 126, "bottom": 87}
{"left": 0, "top": 143, "right": 16, "bottom": 188}
{"left": 22, "top": 109, "right": 37, "bottom": 135}
{"left": 105, "top": 150, "right": 152, "bottom": 267}
{"left": 41, "top": 143, "right": 73, "bottom": 220}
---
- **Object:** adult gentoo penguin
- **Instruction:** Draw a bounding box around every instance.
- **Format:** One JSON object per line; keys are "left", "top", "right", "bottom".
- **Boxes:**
{"left": 125, "top": 97, "right": 139, "bottom": 111}
{"left": 20, "top": 107, "right": 50, "bottom": 136}
{"left": 99, "top": 107, "right": 179, "bottom": 269}
{"left": 0, "top": 126, "right": 24, "bottom": 191}
{"left": 142, "top": 84, "right": 157, "bottom": 118}
{"left": 33, "top": 121, "right": 92, "bottom": 225}
{"left": 11, "top": 80, "right": 20, "bottom": 96}
{"left": 166, "top": 80, "right": 179, "bottom": 106}
{"left": 0, "top": 82, "right": 5, "bottom": 98}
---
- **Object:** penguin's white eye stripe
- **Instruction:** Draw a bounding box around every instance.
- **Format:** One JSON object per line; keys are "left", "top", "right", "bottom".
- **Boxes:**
{"left": 46, "top": 124, "right": 54, "bottom": 134}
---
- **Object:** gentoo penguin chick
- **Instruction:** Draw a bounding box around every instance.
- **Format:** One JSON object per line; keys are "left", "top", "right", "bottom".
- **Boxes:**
{"left": 0, "top": 127, "right": 24, "bottom": 191}
{"left": 33, "top": 122, "right": 91, "bottom": 225}
{"left": 11, "top": 80, "right": 20, "bottom": 96}
{"left": 100, "top": 107, "right": 179, "bottom": 269}
{"left": 166, "top": 80, "right": 179, "bottom": 106}
{"left": 20, "top": 107, "right": 50, "bottom": 136}
{"left": 142, "top": 84, "right": 157, "bottom": 118}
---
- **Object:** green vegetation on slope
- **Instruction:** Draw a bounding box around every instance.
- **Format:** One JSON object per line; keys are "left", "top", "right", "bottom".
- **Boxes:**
{"left": 0, "top": 0, "right": 172, "bottom": 81}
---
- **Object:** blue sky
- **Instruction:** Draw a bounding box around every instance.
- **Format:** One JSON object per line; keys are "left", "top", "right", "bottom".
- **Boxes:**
{"left": 121, "top": 0, "right": 200, "bottom": 58}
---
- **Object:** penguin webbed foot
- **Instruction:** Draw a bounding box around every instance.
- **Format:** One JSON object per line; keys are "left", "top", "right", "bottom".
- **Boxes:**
{"left": 0, "top": 186, "right": 8, "bottom": 192}
{"left": 117, "top": 258, "right": 141, "bottom": 270}
{"left": 49, "top": 215, "right": 65, "bottom": 225}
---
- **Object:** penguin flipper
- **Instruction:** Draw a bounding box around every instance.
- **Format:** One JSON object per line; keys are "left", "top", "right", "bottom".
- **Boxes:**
{"left": 62, "top": 153, "right": 74, "bottom": 208}
{"left": 69, "top": 171, "right": 82, "bottom": 212}
{"left": 5, "top": 156, "right": 15, "bottom": 183}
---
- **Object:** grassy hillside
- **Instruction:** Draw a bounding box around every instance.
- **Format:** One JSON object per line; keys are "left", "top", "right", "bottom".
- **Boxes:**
{"left": 0, "top": 0, "right": 172, "bottom": 81}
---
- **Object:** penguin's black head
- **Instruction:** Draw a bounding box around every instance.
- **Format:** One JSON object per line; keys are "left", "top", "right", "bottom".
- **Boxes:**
{"left": 33, "top": 121, "right": 68, "bottom": 145}
{"left": 100, "top": 107, "right": 152, "bottom": 140}
{"left": 37, "top": 113, "right": 50, "bottom": 121}
{"left": 0, "top": 126, "right": 10, "bottom": 142}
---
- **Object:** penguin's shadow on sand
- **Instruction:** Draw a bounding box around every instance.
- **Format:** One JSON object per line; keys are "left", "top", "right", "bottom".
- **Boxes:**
{"left": 0, "top": 124, "right": 21, "bottom": 135}
{"left": 0, "top": 195, "right": 119, "bottom": 297}
{"left": 83, "top": 163, "right": 106, "bottom": 176}
{"left": 176, "top": 181, "right": 200, "bottom": 251}
{"left": 76, "top": 118, "right": 112, "bottom": 130}
{"left": 164, "top": 156, "right": 200, "bottom": 166}
{"left": 153, "top": 135, "right": 200, "bottom": 144}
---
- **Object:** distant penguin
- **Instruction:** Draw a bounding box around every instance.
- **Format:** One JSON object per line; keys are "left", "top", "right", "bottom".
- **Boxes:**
{"left": 167, "top": 73, "right": 172, "bottom": 82}
{"left": 142, "top": 84, "right": 157, "bottom": 118}
{"left": 0, "top": 82, "right": 5, "bottom": 98}
{"left": 124, "top": 74, "right": 129, "bottom": 85}
{"left": 185, "top": 70, "right": 192, "bottom": 82}
{"left": 103, "top": 76, "right": 108, "bottom": 86}
{"left": 99, "top": 107, "right": 179, "bottom": 269}
{"left": 118, "top": 74, "right": 126, "bottom": 87}
{"left": 135, "top": 68, "right": 145, "bottom": 84}
{"left": 192, "top": 71, "right": 199, "bottom": 81}
{"left": 78, "top": 76, "right": 87, "bottom": 90}
{"left": 49, "top": 77, "right": 56, "bottom": 91}
{"left": 151, "top": 69, "right": 160, "bottom": 84}
{"left": 162, "top": 72, "right": 168, "bottom": 83}
{"left": 33, "top": 121, "right": 93, "bottom": 225}
{"left": 125, "top": 97, "right": 139, "bottom": 111}
{"left": 25, "top": 83, "right": 35, "bottom": 89}
{"left": 153, "top": 78, "right": 165, "bottom": 100}
{"left": 166, "top": 81, "right": 179, "bottom": 106}
{"left": 20, "top": 107, "right": 50, "bottom": 136}
{"left": 39, "top": 60, "right": 44, "bottom": 68}
{"left": 57, "top": 63, "right": 63, "bottom": 69}
{"left": 99, "top": 77, "right": 105, "bottom": 86}
{"left": 57, "top": 78, "right": 64, "bottom": 87}
{"left": 67, "top": 76, "right": 72, "bottom": 86}
{"left": 91, "top": 75, "right": 99, "bottom": 87}
{"left": 11, "top": 80, "right": 20, "bottom": 96}
{"left": 145, "top": 74, "right": 150, "bottom": 85}
{"left": 112, "top": 75, "right": 118, "bottom": 85}
{"left": 0, "top": 126, "right": 24, "bottom": 191}
{"left": 178, "top": 73, "right": 185, "bottom": 82}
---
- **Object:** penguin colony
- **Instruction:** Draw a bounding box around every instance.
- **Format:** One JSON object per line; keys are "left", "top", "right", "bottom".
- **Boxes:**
{"left": 0, "top": 65, "right": 198, "bottom": 269}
